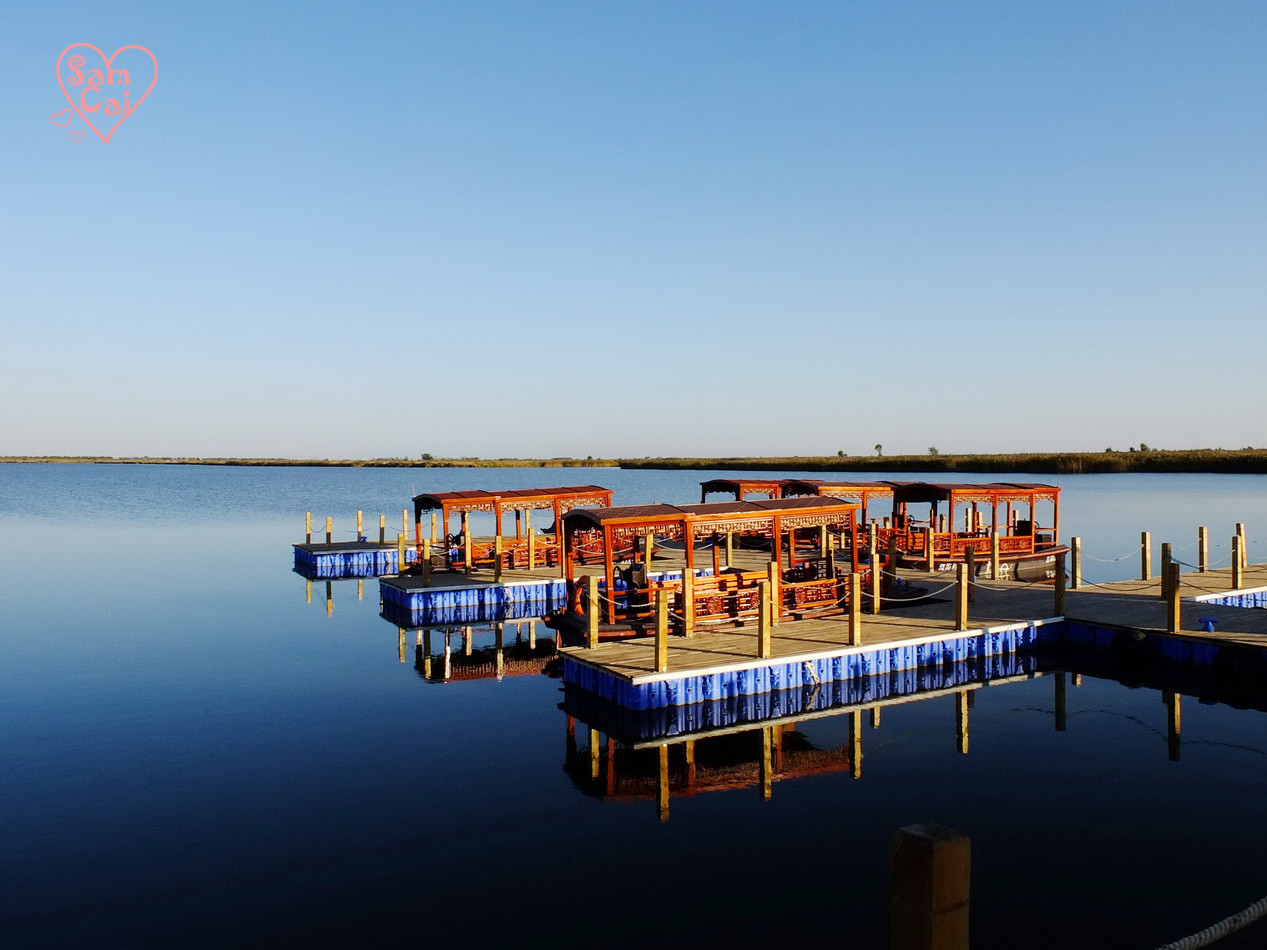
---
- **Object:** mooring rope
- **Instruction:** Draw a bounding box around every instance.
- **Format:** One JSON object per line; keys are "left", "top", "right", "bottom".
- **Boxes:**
{"left": 1084, "top": 545, "right": 1145, "bottom": 563}
{"left": 1156, "top": 894, "right": 1267, "bottom": 950}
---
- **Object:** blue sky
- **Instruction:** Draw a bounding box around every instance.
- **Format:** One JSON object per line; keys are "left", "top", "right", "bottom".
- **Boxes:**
{"left": 3, "top": 1, "right": 1263, "bottom": 458}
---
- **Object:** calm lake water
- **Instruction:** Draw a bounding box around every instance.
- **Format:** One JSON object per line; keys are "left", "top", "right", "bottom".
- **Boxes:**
{"left": 2, "top": 464, "right": 1266, "bottom": 948}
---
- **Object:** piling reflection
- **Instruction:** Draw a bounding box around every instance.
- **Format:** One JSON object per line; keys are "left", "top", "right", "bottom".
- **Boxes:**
{"left": 395, "top": 619, "right": 558, "bottom": 683}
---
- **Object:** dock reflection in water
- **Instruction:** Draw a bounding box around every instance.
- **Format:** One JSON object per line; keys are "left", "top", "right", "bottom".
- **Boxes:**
{"left": 560, "top": 634, "right": 1223, "bottom": 823}
{"left": 393, "top": 619, "right": 558, "bottom": 682}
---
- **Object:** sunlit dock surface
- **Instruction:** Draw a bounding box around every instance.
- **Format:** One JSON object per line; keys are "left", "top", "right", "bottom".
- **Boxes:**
{"left": 561, "top": 563, "right": 1267, "bottom": 710}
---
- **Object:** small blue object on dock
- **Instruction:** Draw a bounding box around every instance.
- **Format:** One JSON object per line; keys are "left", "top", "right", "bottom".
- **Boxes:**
{"left": 1199, "top": 617, "right": 1219, "bottom": 633}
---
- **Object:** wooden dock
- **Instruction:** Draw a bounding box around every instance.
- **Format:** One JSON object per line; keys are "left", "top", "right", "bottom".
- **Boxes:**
{"left": 560, "top": 562, "right": 1267, "bottom": 704}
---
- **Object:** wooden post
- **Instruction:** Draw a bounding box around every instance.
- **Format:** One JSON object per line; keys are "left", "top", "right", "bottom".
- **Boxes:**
{"left": 325, "top": 516, "right": 332, "bottom": 548}
{"left": 1198, "top": 526, "right": 1208, "bottom": 572}
{"left": 463, "top": 626, "right": 472, "bottom": 657}
{"left": 421, "top": 537, "right": 432, "bottom": 585}
{"left": 526, "top": 509, "right": 535, "bottom": 568}
{"left": 848, "top": 572, "right": 861, "bottom": 646}
{"left": 396, "top": 532, "right": 406, "bottom": 574}
{"left": 725, "top": 531, "right": 733, "bottom": 568}
{"left": 889, "top": 823, "right": 971, "bottom": 950}
{"left": 849, "top": 710, "right": 862, "bottom": 778}
{"left": 1160, "top": 542, "right": 1172, "bottom": 600}
{"left": 925, "top": 527, "right": 935, "bottom": 573}
{"left": 819, "top": 524, "right": 828, "bottom": 558}
{"left": 1055, "top": 552, "right": 1067, "bottom": 615}
{"left": 885, "top": 535, "right": 899, "bottom": 597}
{"left": 954, "top": 563, "right": 968, "bottom": 631}
{"left": 870, "top": 554, "right": 882, "bottom": 615}
{"left": 1070, "top": 536, "right": 1082, "bottom": 589}
{"left": 990, "top": 532, "right": 1000, "bottom": 581}
{"left": 403, "top": 509, "right": 409, "bottom": 538}
{"left": 398, "top": 626, "right": 406, "bottom": 663}
{"left": 356, "top": 510, "right": 363, "bottom": 540}
{"left": 357, "top": 579, "right": 363, "bottom": 602}
{"left": 1167, "top": 562, "right": 1181, "bottom": 632}
{"left": 655, "top": 589, "right": 670, "bottom": 673}
{"left": 430, "top": 512, "right": 437, "bottom": 543}
{"left": 868, "top": 522, "right": 878, "bottom": 561}
{"left": 964, "top": 547, "right": 976, "bottom": 603}
{"left": 325, "top": 581, "right": 332, "bottom": 617}
{"left": 305, "top": 511, "right": 312, "bottom": 544}
{"left": 305, "top": 579, "right": 311, "bottom": 604}
{"left": 1141, "top": 530, "right": 1151, "bottom": 581}
{"left": 379, "top": 514, "right": 386, "bottom": 544}
{"left": 462, "top": 513, "right": 472, "bottom": 574}
{"left": 767, "top": 560, "right": 780, "bottom": 626}
{"left": 682, "top": 568, "right": 695, "bottom": 637}
{"left": 493, "top": 534, "right": 503, "bottom": 582}
{"left": 1233, "top": 535, "right": 1244, "bottom": 588}
{"left": 1237, "top": 523, "right": 1248, "bottom": 568}
{"left": 1055, "top": 671, "right": 1067, "bottom": 732}
{"left": 956, "top": 690, "right": 969, "bottom": 754}
{"left": 586, "top": 574, "right": 600, "bottom": 648}
{"left": 757, "top": 580, "right": 772, "bottom": 659}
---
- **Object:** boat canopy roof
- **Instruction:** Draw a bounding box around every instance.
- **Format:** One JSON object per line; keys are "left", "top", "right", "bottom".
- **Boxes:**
{"left": 781, "top": 479, "right": 897, "bottom": 498}
{"left": 888, "top": 482, "right": 1060, "bottom": 505}
{"left": 699, "top": 478, "right": 789, "bottom": 500}
{"left": 563, "top": 495, "right": 859, "bottom": 542}
{"left": 412, "top": 485, "right": 613, "bottom": 519}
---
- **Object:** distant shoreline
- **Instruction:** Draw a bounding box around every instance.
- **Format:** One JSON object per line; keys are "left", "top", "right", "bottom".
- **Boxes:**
{"left": 3, "top": 449, "right": 1265, "bottom": 474}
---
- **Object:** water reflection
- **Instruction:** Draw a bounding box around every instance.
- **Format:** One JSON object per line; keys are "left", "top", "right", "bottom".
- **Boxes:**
{"left": 394, "top": 620, "right": 558, "bottom": 683}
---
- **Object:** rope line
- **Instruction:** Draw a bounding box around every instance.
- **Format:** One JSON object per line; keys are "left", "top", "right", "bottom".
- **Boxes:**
{"left": 1156, "top": 895, "right": 1267, "bottom": 950}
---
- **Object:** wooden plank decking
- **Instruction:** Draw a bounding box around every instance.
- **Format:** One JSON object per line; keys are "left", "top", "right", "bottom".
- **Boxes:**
{"left": 561, "top": 563, "right": 1267, "bottom": 683}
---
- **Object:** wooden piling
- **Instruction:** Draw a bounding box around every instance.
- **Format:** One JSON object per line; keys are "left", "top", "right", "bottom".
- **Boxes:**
{"left": 379, "top": 514, "right": 386, "bottom": 544}
{"left": 586, "top": 575, "right": 600, "bottom": 648}
{"left": 1141, "top": 531, "right": 1151, "bottom": 581}
{"left": 1233, "top": 535, "right": 1245, "bottom": 588}
{"left": 325, "top": 516, "right": 332, "bottom": 548}
{"left": 681, "top": 568, "right": 695, "bottom": 637}
{"left": 356, "top": 579, "right": 363, "bottom": 602}
{"left": 430, "top": 512, "right": 437, "bottom": 542}
{"left": 990, "top": 532, "right": 1000, "bottom": 581}
{"left": 655, "top": 589, "right": 670, "bottom": 673}
{"left": 925, "top": 528, "right": 935, "bottom": 572}
{"left": 1160, "top": 543, "right": 1172, "bottom": 600}
{"left": 462, "top": 513, "right": 472, "bottom": 574}
{"left": 1237, "top": 523, "right": 1248, "bottom": 568}
{"left": 889, "top": 823, "right": 971, "bottom": 950}
{"left": 1070, "top": 536, "right": 1082, "bottom": 589}
{"left": 403, "top": 509, "right": 409, "bottom": 538}
{"left": 305, "top": 511, "right": 312, "bottom": 544}
{"left": 725, "top": 531, "right": 733, "bottom": 568}
{"left": 1055, "top": 552, "right": 1067, "bottom": 615}
{"left": 305, "top": 579, "right": 311, "bottom": 604}
{"left": 849, "top": 710, "right": 863, "bottom": 779}
{"left": 954, "top": 563, "right": 968, "bottom": 631}
{"left": 356, "top": 510, "right": 363, "bottom": 540}
{"left": 1166, "top": 562, "right": 1181, "bottom": 633}
{"left": 421, "top": 537, "right": 432, "bottom": 585}
{"left": 767, "top": 560, "right": 781, "bottom": 626}
{"left": 1198, "top": 526, "right": 1208, "bottom": 572}
{"left": 848, "top": 572, "right": 861, "bottom": 646}
{"left": 757, "top": 581, "right": 772, "bottom": 659}
{"left": 396, "top": 532, "right": 406, "bottom": 575}
{"left": 870, "top": 556, "right": 882, "bottom": 615}
{"left": 398, "top": 626, "right": 405, "bottom": 663}
{"left": 964, "top": 548, "right": 976, "bottom": 603}
{"left": 325, "top": 581, "right": 332, "bottom": 617}
{"left": 526, "top": 509, "right": 535, "bottom": 568}
{"left": 493, "top": 534, "right": 503, "bottom": 582}
{"left": 819, "top": 525, "right": 828, "bottom": 558}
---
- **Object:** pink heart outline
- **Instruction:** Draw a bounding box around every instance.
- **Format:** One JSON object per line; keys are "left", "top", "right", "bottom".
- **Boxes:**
{"left": 50, "top": 107, "right": 72, "bottom": 127}
{"left": 70, "top": 130, "right": 85, "bottom": 142}
{"left": 56, "top": 43, "right": 157, "bottom": 143}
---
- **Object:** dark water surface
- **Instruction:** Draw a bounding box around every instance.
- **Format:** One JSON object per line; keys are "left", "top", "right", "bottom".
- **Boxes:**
{"left": 2, "top": 464, "right": 1266, "bottom": 948}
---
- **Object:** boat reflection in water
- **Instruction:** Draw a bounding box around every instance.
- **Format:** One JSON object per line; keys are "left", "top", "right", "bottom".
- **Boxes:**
{"left": 394, "top": 618, "right": 558, "bottom": 683}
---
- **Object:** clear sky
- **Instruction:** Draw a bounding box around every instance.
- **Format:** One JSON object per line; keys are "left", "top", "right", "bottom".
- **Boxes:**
{"left": 3, "top": 2, "right": 1263, "bottom": 459}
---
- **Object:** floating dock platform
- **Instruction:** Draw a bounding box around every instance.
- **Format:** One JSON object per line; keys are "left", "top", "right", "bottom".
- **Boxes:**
{"left": 293, "top": 540, "right": 418, "bottom": 579}
{"left": 562, "top": 563, "right": 1267, "bottom": 712}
